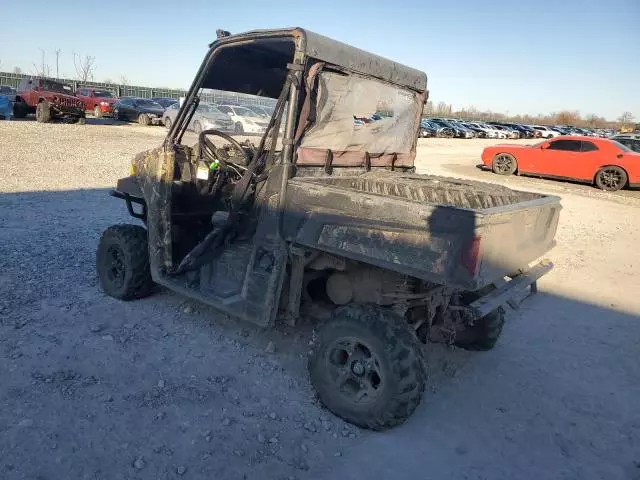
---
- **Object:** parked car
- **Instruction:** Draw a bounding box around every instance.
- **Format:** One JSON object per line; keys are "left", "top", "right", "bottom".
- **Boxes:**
{"left": 75, "top": 86, "right": 118, "bottom": 118}
{"left": 245, "top": 105, "right": 274, "bottom": 119}
{"left": 531, "top": 125, "right": 561, "bottom": 138}
{"left": 460, "top": 122, "right": 487, "bottom": 138}
{"left": 489, "top": 124, "right": 519, "bottom": 139}
{"left": 216, "top": 104, "right": 270, "bottom": 134}
{"left": 0, "top": 85, "right": 16, "bottom": 103}
{"left": 151, "top": 97, "right": 179, "bottom": 109}
{"left": 429, "top": 118, "right": 474, "bottom": 138}
{"left": 419, "top": 120, "right": 439, "bottom": 137}
{"left": 612, "top": 133, "right": 640, "bottom": 153}
{"left": 502, "top": 123, "right": 535, "bottom": 139}
{"left": 481, "top": 136, "right": 640, "bottom": 191}
{"left": 163, "top": 101, "right": 235, "bottom": 132}
{"left": 112, "top": 97, "right": 165, "bottom": 125}
{"left": 0, "top": 86, "right": 16, "bottom": 120}
{"left": 13, "top": 77, "right": 85, "bottom": 123}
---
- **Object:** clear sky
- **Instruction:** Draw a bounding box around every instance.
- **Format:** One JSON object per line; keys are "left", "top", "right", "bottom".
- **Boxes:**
{"left": 0, "top": 0, "right": 638, "bottom": 120}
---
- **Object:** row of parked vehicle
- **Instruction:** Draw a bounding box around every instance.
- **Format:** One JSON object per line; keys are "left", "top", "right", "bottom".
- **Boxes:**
{"left": 420, "top": 118, "right": 616, "bottom": 140}
{"left": 0, "top": 78, "right": 274, "bottom": 134}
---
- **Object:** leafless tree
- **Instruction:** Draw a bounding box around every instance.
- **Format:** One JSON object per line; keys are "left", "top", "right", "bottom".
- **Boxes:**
{"left": 119, "top": 74, "right": 129, "bottom": 86}
{"left": 618, "top": 111, "right": 635, "bottom": 127}
{"left": 73, "top": 51, "right": 96, "bottom": 83}
{"left": 13, "top": 66, "right": 22, "bottom": 74}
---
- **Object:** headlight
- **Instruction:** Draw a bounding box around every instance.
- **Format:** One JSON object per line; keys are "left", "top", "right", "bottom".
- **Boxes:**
{"left": 100, "top": 101, "right": 109, "bottom": 106}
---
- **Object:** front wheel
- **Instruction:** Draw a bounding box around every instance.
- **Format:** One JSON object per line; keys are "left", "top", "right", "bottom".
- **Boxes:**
{"left": 595, "top": 166, "right": 627, "bottom": 191}
{"left": 96, "top": 224, "right": 154, "bottom": 300}
{"left": 234, "top": 122, "right": 244, "bottom": 134}
{"left": 36, "top": 101, "right": 52, "bottom": 123}
{"left": 164, "top": 117, "right": 172, "bottom": 129}
{"left": 492, "top": 153, "right": 517, "bottom": 175}
{"left": 138, "top": 113, "right": 150, "bottom": 126}
{"left": 309, "top": 305, "right": 426, "bottom": 430}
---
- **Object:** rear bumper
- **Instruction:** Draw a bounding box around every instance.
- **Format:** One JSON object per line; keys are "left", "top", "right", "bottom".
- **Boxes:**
{"left": 469, "top": 260, "right": 553, "bottom": 318}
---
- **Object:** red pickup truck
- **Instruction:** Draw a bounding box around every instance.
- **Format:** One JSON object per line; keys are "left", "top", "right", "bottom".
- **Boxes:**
{"left": 13, "top": 78, "right": 85, "bottom": 123}
{"left": 75, "top": 86, "right": 118, "bottom": 117}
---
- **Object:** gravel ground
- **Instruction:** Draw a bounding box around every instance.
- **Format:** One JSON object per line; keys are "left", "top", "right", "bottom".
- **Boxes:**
{"left": 0, "top": 121, "right": 638, "bottom": 479}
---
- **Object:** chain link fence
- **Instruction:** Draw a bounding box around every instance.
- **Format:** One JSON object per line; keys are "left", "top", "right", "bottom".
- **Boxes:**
{"left": 0, "top": 71, "right": 276, "bottom": 109}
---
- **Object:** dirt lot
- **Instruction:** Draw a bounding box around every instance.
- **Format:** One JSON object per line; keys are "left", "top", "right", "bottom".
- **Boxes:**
{"left": 0, "top": 122, "right": 638, "bottom": 480}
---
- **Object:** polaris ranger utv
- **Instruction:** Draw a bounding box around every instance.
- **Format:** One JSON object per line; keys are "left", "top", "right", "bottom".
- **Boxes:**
{"left": 96, "top": 28, "right": 561, "bottom": 430}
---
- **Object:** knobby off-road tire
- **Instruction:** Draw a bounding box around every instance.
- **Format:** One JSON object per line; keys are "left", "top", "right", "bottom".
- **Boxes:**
{"left": 96, "top": 224, "right": 154, "bottom": 300}
{"left": 309, "top": 304, "right": 426, "bottom": 430}
{"left": 36, "top": 101, "right": 52, "bottom": 123}
{"left": 13, "top": 101, "right": 28, "bottom": 119}
{"left": 454, "top": 307, "right": 505, "bottom": 351}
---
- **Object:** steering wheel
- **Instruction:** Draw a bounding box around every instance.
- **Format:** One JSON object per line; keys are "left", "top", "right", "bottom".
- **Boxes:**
{"left": 198, "top": 129, "right": 251, "bottom": 168}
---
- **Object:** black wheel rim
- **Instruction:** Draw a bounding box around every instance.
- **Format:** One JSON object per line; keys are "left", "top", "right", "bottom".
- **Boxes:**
{"left": 494, "top": 154, "right": 514, "bottom": 174}
{"left": 324, "top": 338, "right": 383, "bottom": 405}
{"left": 106, "top": 245, "right": 126, "bottom": 288}
{"left": 600, "top": 169, "right": 623, "bottom": 189}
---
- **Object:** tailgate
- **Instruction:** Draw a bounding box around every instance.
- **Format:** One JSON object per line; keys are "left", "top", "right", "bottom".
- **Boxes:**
{"left": 473, "top": 196, "right": 561, "bottom": 287}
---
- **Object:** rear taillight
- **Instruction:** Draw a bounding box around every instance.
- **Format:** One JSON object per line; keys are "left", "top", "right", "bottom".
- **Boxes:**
{"left": 460, "top": 236, "right": 481, "bottom": 276}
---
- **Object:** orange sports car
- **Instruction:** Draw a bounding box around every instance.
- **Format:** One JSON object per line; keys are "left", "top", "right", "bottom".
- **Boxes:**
{"left": 481, "top": 136, "right": 640, "bottom": 191}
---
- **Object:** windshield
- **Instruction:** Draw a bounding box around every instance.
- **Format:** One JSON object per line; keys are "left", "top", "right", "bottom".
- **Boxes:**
{"left": 612, "top": 141, "right": 633, "bottom": 153}
{"left": 42, "top": 80, "right": 73, "bottom": 94}
{"left": 93, "top": 90, "right": 114, "bottom": 98}
{"left": 136, "top": 99, "right": 162, "bottom": 108}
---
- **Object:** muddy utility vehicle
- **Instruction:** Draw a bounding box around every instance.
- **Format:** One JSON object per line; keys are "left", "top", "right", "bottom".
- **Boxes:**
{"left": 13, "top": 78, "right": 85, "bottom": 123}
{"left": 96, "top": 28, "right": 561, "bottom": 430}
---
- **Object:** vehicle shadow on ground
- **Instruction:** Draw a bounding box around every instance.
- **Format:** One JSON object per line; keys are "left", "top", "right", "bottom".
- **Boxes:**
{"left": 0, "top": 187, "right": 638, "bottom": 480}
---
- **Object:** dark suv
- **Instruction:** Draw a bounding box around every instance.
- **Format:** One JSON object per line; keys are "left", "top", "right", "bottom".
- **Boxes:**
{"left": 13, "top": 78, "right": 85, "bottom": 123}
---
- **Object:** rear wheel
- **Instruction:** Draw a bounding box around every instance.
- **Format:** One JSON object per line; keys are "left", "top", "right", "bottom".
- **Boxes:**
{"left": 13, "top": 101, "right": 28, "bottom": 119}
{"left": 96, "top": 224, "right": 154, "bottom": 300}
{"left": 492, "top": 153, "right": 517, "bottom": 175}
{"left": 309, "top": 304, "right": 426, "bottom": 430}
{"left": 36, "top": 101, "right": 52, "bottom": 123}
{"left": 595, "top": 166, "right": 627, "bottom": 191}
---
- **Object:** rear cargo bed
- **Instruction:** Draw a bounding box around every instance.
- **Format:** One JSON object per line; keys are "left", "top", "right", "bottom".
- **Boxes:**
{"left": 284, "top": 171, "right": 561, "bottom": 290}
{"left": 299, "top": 171, "right": 543, "bottom": 209}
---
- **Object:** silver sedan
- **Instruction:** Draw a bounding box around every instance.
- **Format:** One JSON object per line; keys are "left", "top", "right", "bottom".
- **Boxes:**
{"left": 163, "top": 102, "right": 235, "bottom": 133}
